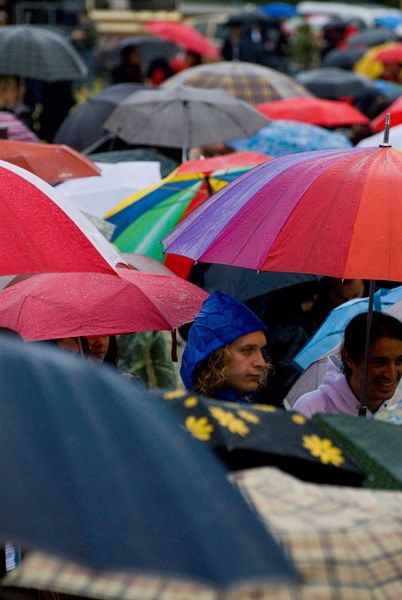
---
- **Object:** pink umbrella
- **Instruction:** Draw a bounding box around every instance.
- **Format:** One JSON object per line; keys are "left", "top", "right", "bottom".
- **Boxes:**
{"left": 145, "top": 21, "right": 219, "bottom": 59}
{"left": 0, "top": 268, "right": 208, "bottom": 340}
{"left": 0, "top": 160, "right": 123, "bottom": 275}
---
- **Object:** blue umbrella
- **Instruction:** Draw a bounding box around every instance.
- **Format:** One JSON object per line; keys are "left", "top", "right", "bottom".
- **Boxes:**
{"left": 204, "top": 264, "right": 320, "bottom": 302}
{"left": 0, "top": 336, "right": 297, "bottom": 587}
{"left": 293, "top": 286, "right": 402, "bottom": 372}
{"left": 228, "top": 120, "right": 352, "bottom": 157}
{"left": 260, "top": 2, "right": 297, "bottom": 19}
{"left": 375, "top": 15, "right": 402, "bottom": 29}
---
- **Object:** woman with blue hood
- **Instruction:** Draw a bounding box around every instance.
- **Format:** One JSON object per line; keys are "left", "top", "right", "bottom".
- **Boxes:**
{"left": 180, "top": 292, "right": 270, "bottom": 402}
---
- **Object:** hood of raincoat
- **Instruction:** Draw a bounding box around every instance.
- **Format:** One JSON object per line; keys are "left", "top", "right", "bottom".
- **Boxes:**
{"left": 180, "top": 291, "right": 267, "bottom": 391}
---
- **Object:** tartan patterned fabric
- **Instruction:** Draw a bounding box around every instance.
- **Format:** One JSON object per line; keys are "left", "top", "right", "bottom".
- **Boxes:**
{"left": 163, "top": 61, "right": 311, "bottom": 104}
{"left": 233, "top": 467, "right": 402, "bottom": 599}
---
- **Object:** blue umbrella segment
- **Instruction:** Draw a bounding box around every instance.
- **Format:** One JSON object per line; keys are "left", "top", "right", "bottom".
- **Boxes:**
{"left": 0, "top": 337, "right": 298, "bottom": 588}
{"left": 228, "top": 120, "right": 352, "bottom": 157}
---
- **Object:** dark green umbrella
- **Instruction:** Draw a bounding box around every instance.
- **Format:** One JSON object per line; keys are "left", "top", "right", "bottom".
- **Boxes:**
{"left": 313, "top": 414, "right": 402, "bottom": 491}
{"left": 158, "top": 391, "right": 365, "bottom": 486}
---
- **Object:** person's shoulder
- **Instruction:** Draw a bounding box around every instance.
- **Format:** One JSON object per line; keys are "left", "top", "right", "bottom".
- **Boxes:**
{"left": 293, "top": 389, "right": 326, "bottom": 419}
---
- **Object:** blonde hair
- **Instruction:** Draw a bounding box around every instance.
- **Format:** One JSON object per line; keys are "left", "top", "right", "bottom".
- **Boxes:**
{"left": 192, "top": 344, "right": 271, "bottom": 398}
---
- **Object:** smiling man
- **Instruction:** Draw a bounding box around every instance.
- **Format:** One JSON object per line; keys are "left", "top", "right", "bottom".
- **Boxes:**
{"left": 293, "top": 311, "right": 402, "bottom": 418}
{"left": 180, "top": 292, "right": 270, "bottom": 403}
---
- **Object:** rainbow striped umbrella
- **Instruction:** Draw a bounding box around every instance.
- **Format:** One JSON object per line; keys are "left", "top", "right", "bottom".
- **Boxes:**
{"left": 163, "top": 145, "right": 402, "bottom": 282}
{"left": 104, "top": 152, "right": 270, "bottom": 270}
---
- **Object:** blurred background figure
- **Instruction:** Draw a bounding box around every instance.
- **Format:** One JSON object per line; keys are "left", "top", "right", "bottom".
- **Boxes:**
{"left": 111, "top": 44, "right": 143, "bottom": 84}
{"left": 69, "top": 8, "right": 98, "bottom": 91}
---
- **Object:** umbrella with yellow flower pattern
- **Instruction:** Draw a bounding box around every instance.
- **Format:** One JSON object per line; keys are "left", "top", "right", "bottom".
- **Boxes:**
{"left": 159, "top": 390, "right": 365, "bottom": 486}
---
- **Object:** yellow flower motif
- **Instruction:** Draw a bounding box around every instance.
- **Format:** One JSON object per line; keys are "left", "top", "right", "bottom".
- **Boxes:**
{"left": 209, "top": 406, "right": 250, "bottom": 436}
{"left": 292, "top": 414, "right": 307, "bottom": 425}
{"left": 184, "top": 396, "right": 198, "bottom": 408}
{"left": 163, "top": 389, "right": 186, "bottom": 400}
{"left": 237, "top": 409, "right": 260, "bottom": 424}
{"left": 302, "top": 434, "right": 345, "bottom": 467}
{"left": 185, "top": 416, "right": 214, "bottom": 441}
{"left": 253, "top": 404, "right": 277, "bottom": 412}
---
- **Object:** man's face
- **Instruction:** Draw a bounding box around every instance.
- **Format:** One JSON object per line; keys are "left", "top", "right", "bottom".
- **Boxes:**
{"left": 222, "top": 331, "right": 268, "bottom": 395}
{"left": 346, "top": 337, "right": 402, "bottom": 412}
{"left": 86, "top": 336, "right": 110, "bottom": 363}
{"left": 329, "top": 279, "right": 365, "bottom": 308}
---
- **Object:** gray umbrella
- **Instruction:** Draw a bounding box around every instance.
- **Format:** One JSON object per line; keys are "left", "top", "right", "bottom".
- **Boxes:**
{"left": 0, "top": 25, "right": 87, "bottom": 82}
{"left": 296, "top": 68, "right": 372, "bottom": 99}
{"left": 104, "top": 85, "right": 269, "bottom": 161}
{"left": 345, "top": 27, "right": 399, "bottom": 49}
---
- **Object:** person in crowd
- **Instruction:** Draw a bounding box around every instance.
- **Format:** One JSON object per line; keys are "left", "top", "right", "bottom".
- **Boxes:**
{"left": 289, "top": 22, "right": 321, "bottom": 72}
{"left": 145, "top": 57, "right": 174, "bottom": 86}
{"left": 0, "top": 76, "right": 25, "bottom": 113}
{"left": 69, "top": 8, "right": 98, "bottom": 89}
{"left": 86, "top": 334, "right": 118, "bottom": 366}
{"left": 307, "top": 277, "right": 365, "bottom": 333}
{"left": 111, "top": 44, "right": 143, "bottom": 84}
{"left": 180, "top": 291, "right": 270, "bottom": 402}
{"left": 221, "top": 22, "right": 264, "bottom": 64}
{"left": 293, "top": 311, "right": 402, "bottom": 418}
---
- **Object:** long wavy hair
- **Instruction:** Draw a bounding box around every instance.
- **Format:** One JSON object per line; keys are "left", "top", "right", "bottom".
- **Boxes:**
{"left": 192, "top": 344, "right": 271, "bottom": 398}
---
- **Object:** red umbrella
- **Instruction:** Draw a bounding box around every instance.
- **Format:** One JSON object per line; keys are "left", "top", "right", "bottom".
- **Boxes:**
{"left": 0, "top": 160, "right": 122, "bottom": 276}
{"left": 0, "top": 268, "right": 208, "bottom": 340}
{"left": 371, "top": 97, "right": 402, "bottom": 133}
{"left": 255, "top": 97, "right": 369, "bottom": 127}
{"left": 145, "top": 21, "right": 219, "bottom": 59}
{"left": 176, "top": 151, "right": 271, "bottom": 176}
{"left": 0, "top": 140, "right": 101, "bottom": 185}
{"left": 374, "top": 43, "right": 402, "bottom": 64}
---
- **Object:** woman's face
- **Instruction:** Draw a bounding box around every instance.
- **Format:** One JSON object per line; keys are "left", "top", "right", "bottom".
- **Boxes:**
{"left": 86, "top": 336, "right": 110, "bottom": 363}
{"left": 56, "top": 337, "right": 83, "bottom": 355}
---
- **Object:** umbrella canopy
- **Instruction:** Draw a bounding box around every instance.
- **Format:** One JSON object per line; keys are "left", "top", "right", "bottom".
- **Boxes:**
{"left": 0, "top": 111, "right": 39, "bottom": 142}
{"left": 293, "top": 286, "right": 402, "bottom": 371}
{"left": 374, "top": 42, "right": 402, "bottom": 64}
{"left": 0, "top": 337, "right": 297, "bottom": 585}
{"left": 204, "top": 265, "right": 319, "bottom": 302}
{"left": 0, "top": 25, "right": 87, "bottom": 82}
{"left": 295, "top": 67, "right": 371, "bottom": 99}
{"left": 255, "top": 96, "right": 369, "bottom": 127}
{"left": 89, "top": 148, "right": 178, "bottom": 178}
{"left": 346, "top": 27, "right": 399, "bottom": 49}
{"left": 163, "top": 61, "right": 311, "bottom": 104}
{"left": 145, "top": 21, "right": 219, "bottom": 58}
{"left": 232, "top": 466, "right": 402, "bottom": 596}
{"left": 0, "top": 159, "right": 122, "bottom": 276}
{"left": 0, "top": 140, "right": 100, "bottom": 185}
{"left": 103, "top": 86, "right": 269, "bottom": 157}
{"left": 57, "top": 160, "right": 162, "bottom": 218}
{"left": 54, "top": 83, "right": 148, "bottom": 151}
{"left": 321, "top": 47, "right": 365, "bottom": 69}
{"left": 259, "top": 2, "right": 297, "bottom": 19}
{"left": 371, "top": 96, "right": 402, "bottom": 133}
{"left": 104, "top": 153, "right": 270, "bottom": 266}
{"left": 0, "top": 268, "right": 208, "bottom": 340}
{"left": 313, "top": 414, "right": 402, "bottom": 490}
{"left": 353, "top": 42, "right": 402, "bottom": 79}
{"left": 228, "top": 120, "right": 352, "bottom": 157}
{"left": 159, "top": 393, "right": 365, "bottom": 486}
{"left": 163, "top": 146, "right": 402, "bottom": 282}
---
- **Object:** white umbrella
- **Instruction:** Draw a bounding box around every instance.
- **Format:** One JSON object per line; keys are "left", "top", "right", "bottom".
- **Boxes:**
{"left": 357, "top": 124, "right": 402, "bottom": 149}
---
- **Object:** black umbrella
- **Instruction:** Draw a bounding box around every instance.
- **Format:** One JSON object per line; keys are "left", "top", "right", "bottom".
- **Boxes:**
{"left": 54, "top": 83, "right": 148, "bottom": 151}
{"left": 346, "top": 27, "right": 399, "bottom": 49}
{"left": 296, "top": 67, "right": 372, "bottom": 99}
{"left": 0, "top": 25, "right": 87, "bottom": 82}
{"left": 104, "top": 85, "right": 269, "bottom": 161}
{"left": 159, "top": 392, "right": 366, "bottom": 487}
{"left": 322, "top": 48, "right": 365, "bottom": 70}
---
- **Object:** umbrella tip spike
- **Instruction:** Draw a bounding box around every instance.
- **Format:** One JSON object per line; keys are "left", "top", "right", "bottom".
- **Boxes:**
{"left": 379, "top": 113, "right": 392, "bottom": 147}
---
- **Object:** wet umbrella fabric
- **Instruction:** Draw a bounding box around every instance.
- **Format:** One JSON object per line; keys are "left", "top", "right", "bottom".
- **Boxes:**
{"left": 0, "top": 268, "right": 208, "bottom": 340}
{"left": 0, "top": 25, "right": 87, "bottom": 82}
{"left": 159, "top": 392, "right": 365, "bottom": 486}
{"left": 321, "top": 48, "right": 365, "bottom": 69}
{"left": 54, "top": 83, "right": 147, "bottom": 151}
{"left": 370, "top": 97, "right": 402, "bottom": 133}
{"left": 0, "top": 159, "right": 122, "bottom": 276}
{"left": 0, "top": 336, "right": 297, "bottom": 585}
{"left": 295, "top": 68, "right": 371, "bottom": 99}
{"left": 0, "top": 140, "right": 100, "bottom": 185}
{"left": 163, "top": 61, "right": 311, "bottom": 104}
{"left": 163, "top": 146, "right": 402, "bottom": 283}
{"left": 103, "top": 86, "right": 269, "bottom": 154}
{"left": 145, "top": 21, "right": 219, "bottom": 58}
{"left": 346, "top": 27, "right": 399, "bottom": 49}
{"left": 313, "top": 414, "right": 402, "bottom": 490}
{"left": 228, "top": 120, "right": 351, "bottom": 157}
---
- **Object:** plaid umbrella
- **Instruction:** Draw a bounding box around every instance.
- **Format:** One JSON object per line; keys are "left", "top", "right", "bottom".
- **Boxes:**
{"left": 158, "top": 391, "right": 365, "bottom": 486}
{"left": 0, "top": 25, "right": 87, "bottom": 82}
{"left": 104, "top": 86, "right": 269, "bottom": 159}
{"left": 313, "top": 414, "right": 402, "bottom": 491}
{"left": 163, "top": 61, "right": 311, "bottom": 104}
{"left": 54, "top": 83, "right": 148, "bottom": 151}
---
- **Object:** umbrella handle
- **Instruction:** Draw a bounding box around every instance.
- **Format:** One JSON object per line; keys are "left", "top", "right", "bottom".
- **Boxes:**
{"left": 357, "top": 280, "right": 376, "bottom": 417}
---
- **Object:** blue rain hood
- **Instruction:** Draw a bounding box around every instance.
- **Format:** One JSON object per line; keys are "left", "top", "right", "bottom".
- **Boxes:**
{"left": 181, "top": 291, "right": 267, "bottom": 390}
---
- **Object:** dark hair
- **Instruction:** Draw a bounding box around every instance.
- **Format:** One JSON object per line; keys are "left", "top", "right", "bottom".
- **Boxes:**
{"left": 341, "top": 311, "right": 402, "bottom": 377}
{"left": 104, "top": 334, "right": 119, "bottom": 366}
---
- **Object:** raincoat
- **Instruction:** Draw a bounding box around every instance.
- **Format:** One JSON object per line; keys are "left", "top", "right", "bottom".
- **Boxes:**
{"left": 180, "top": 291, "right": 266, "bottom": 400}
{"left": 293, "top": 356, "right": 400, "bottom": 418}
